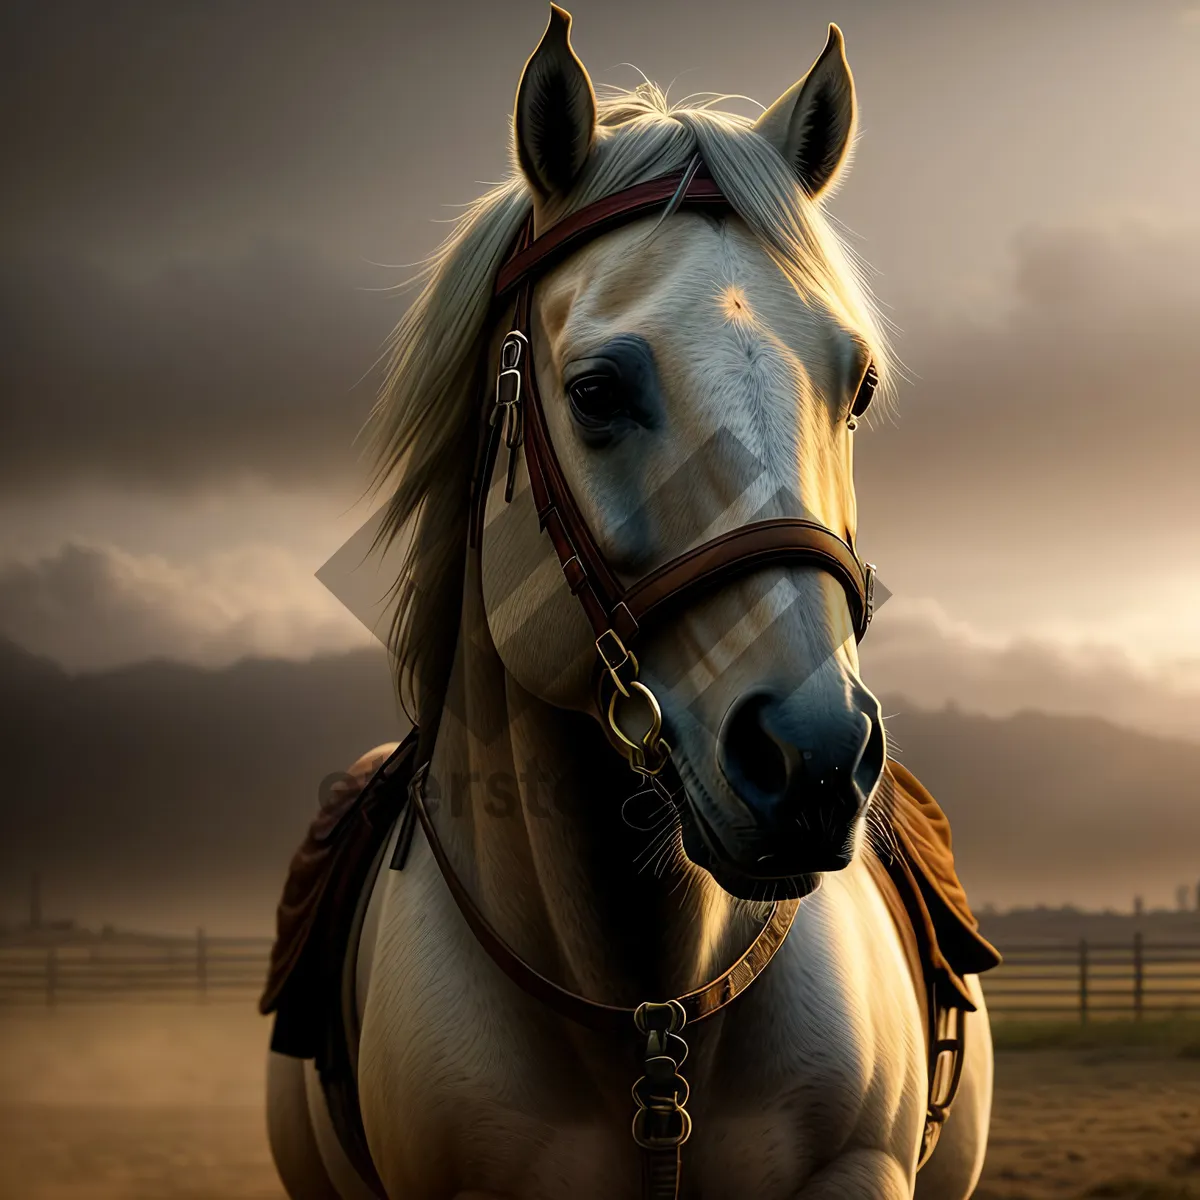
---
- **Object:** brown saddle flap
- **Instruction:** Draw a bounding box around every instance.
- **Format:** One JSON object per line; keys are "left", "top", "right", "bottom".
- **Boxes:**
{"left": 260, "top": 731, "right": 418, "bottom": 1059}
{"left": 867, "top": 759, "right": 1002, "bottom": 1011}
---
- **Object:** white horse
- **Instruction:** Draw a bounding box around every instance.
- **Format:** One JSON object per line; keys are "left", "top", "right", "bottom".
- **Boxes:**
{"left": 267, "top": 9, "right": 992, "bottom": 1198}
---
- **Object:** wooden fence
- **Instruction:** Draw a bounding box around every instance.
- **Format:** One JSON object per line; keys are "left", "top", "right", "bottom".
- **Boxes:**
{"left": 982, "top": 936, "right": 1200, "bottom": 1021}
{"left": 0, "top": 931, "right": 273, "bottom": 1005}
{"left": 2, "top": 933, "right": 1200, "bottom": 1020}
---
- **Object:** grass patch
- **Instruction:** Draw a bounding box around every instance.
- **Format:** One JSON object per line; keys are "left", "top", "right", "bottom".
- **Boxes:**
{"left": 991, "top": 1016, "right": 1200, "bottom": 1054}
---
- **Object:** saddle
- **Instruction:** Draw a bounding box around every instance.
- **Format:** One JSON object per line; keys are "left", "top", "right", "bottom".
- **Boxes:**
{"left": 261, "top": 739, "right": 1000, "bottom": 1186}
{"left": 260, "top": 735, "right": 415, "bottom": 1060}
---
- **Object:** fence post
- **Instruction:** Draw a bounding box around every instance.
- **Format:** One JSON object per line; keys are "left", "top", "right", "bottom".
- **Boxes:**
{"left": 1132, "top": 931, "right": 1143, "bottom": 1021}
{"left": 45, "top": 946, "right": 57, "bottom": 1008}
{"left": 196, "top": 927, "right": 207, "bottom": 1001}
{"left": 1078, "top": 937, "right": 1089, "bottom": 1025}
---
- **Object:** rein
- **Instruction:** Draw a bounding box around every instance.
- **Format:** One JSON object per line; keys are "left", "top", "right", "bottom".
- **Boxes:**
{"left": 415, "top": 156, "right": 880, "bottom": 1199}
{"left": 399, "top": 759, "right": 800, "bottom": 1198}
{"left": 404, "top": 762, "right": 799, "bottom": 1037}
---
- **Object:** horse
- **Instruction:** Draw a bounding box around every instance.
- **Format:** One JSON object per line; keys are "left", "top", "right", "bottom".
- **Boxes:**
{"left": 265, "top": 9, "right": 994, "bottom": 1198}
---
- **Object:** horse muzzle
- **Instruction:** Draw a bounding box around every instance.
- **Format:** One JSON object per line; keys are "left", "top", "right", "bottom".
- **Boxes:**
{"left": 703, "top": 683, "right": 887, "bottom": 881}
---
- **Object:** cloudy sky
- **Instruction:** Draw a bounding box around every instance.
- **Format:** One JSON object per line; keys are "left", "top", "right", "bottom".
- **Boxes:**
{"left": 2, "top": 0, "right": 1199, "bottom": 742}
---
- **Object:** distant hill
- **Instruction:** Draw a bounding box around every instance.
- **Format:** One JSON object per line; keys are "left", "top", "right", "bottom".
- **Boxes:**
{"left": 880, "top": 697, "right": 1200, "bottom": 912}
{"left": 0, "top": 639, "right": 402, "bottom": 934}
{"left": 975, "top": 906, "right": 1200, "bottom": 948}
{"left": 0, "top": 641, "right": 1197, "bottom": 932}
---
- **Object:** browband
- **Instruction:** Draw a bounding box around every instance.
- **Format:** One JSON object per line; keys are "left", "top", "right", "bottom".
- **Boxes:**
{"left": 438, "top": 155, "right": 881, "bottom": 1199}
{"left": 494, "top": 158, "right": 729, "bottom": 298}
{"left": 470, "top": 156, "right": 877, "bottom": 777}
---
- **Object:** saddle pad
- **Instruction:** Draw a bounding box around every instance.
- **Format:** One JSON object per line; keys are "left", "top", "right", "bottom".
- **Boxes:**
{"left": 868, "top": 760, "right": 1002, "bottom": 1011}
{"left": 261, "top": 731, "right": 418, "bottom": 1060}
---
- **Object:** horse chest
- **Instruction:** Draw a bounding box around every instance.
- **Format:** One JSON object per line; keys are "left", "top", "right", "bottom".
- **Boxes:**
{"left": 357, "top": 854, "right": 923, "bottom": 1199}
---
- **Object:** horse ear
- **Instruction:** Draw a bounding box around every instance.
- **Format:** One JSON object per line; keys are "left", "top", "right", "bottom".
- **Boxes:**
{"left": 514, "top": 5, "right": 597, "bottom": 199}
{"left": 753, "top": 24, "right": 857, "bottom": 198}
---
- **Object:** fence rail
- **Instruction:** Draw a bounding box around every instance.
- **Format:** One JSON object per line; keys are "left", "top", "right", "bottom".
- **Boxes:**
{"left": 0, "top": 931, "right": 273, "bottom": 1005}
{"left": 982, "top": 936, "right": 1200, "bottom": 1021}
{"left": 2, "top": 933, "right": 1200, "bottom": 1020}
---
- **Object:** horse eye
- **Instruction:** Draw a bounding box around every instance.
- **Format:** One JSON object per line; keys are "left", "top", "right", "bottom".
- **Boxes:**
{"left": 850, "top": 360, "right": 879, "bottom": 419}
{"left": 568, "top": 374, "right": 623, "bottom": 424}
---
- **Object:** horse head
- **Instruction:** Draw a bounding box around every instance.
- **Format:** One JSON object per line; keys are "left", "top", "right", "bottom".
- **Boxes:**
{"left": 476, "top": 8, "right": 891, "bottom": 900}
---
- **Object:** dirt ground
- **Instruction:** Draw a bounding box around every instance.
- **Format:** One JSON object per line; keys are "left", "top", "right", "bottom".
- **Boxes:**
{"left": 1, "top": 1004, "right": 1198, "bottom": 1200}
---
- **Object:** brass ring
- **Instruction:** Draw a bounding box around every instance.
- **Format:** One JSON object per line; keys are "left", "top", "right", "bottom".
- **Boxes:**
{"left": 605, "top": 681, "right": 661, "bottom": 753}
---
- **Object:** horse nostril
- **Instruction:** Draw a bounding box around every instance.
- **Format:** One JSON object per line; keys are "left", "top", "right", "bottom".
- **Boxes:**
{"left": 853, "top": 703, "right": 887, "bottom": 801}
{"left": 718, "top": 691, "right": 789, "bottom": 800}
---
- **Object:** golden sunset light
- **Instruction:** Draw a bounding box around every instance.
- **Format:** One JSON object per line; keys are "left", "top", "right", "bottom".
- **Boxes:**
{"left": 3, "top": 3, "right": 1199, "bottom": 1197}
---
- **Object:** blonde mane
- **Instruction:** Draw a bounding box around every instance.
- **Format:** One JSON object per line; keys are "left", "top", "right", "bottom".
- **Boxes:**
{"left": 364, "top": 81, "right": 893, "bottom": 724}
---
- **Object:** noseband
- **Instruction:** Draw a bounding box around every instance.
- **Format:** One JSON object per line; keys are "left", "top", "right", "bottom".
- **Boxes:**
{"left": 429, "top": 158, "right": 896, "bottom": 1199}
{"left": 294, "top": 157, "right": 957, "bottom": 1200}
{"left": 470, "top": 155, "right": 877, "bottom": 780}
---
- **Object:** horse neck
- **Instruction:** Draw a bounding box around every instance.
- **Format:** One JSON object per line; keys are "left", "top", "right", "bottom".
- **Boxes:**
{"left": 424, "top": 562, "right": 764, "bottom": 1008}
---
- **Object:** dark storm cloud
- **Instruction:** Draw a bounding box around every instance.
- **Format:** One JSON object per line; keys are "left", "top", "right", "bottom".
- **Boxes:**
{"left": 7, "top": 0, "right": 1191, "bottom": 276}
{"left": 0, "top": 544, "right": 200, "bottom": 669}
{"left": 0, "top": 0, "right": 527, "bottom": 261}
{"left": 3, "top": 219, "right": 1196, "bottom": 511}
{"left": 882, "top": 222, "right": 1199, "bottom": 466}
{"left": 861, "top": 600, "right": 1200, "bottom": 746}
{"left": 0, "top": 240, "right": 396, "bottom": 491}
{"left": 1, "top": 0, "right": 1197, "bottom": 512}
{"left": 856, "top": 222, "right": 1200, "bottom": 551}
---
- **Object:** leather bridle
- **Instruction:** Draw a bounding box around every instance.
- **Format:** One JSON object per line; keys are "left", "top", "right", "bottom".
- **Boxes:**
{"left": 470, "top": 154, "right": 878, "bottom": 781}
{"left": 443, "top": 155, "right": 883, "bottom": 1198}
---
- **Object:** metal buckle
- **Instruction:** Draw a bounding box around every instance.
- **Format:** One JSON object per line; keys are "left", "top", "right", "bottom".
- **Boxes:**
{"left": 488, "top": 330, "right": 528, "bottom": 506}
{"left": 633, "top": 1000, "right": 686, "bottom": 1035}
{"left": 499, "top": 329, "right": 527, "bottom": 372}
{"left": 605, "top": 680, "right": 672, "bottom": 777}
{"left": 493, "top": 331, "right": 528, "bottom": 449}
{"left": 864, "top": 562, "right": 877, "bottom": 630}
{"left": 630, "top": 999, "right": 692, "bottom": 1151}
{"left": 596, "top": 628, "right": 632, "bottom": 693}
{"left": 631, "top": 1105, "right": 692, "bottom": 1150}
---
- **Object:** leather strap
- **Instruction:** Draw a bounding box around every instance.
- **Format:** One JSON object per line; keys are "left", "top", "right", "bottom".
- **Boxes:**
{"left": 622, "top": 516, "right": 871, "bottom": 638}
{"left": 494, "top": 161, "right": 727, "bottom": 298}
{"left": 918, "top": 982, "right": 968, "bottom": 1169}
{"left": 472, "top": 159, "right": 877, "bottom": 654}
{"left": 456, "top": 156, "right": 877, "bottom": 1197}
{"left": 475, "top": 278, "right": 875, "bottom": 649}
{"left": 643, "top": 1149, "right": 684, "bottom": 1200}
{"left": 406, "top": 763, "right": 799, "bottom": 1034}
{"left": 405, "top": 759, "right": 797, "bottom": 1200}
{"left": 865, "top": 846, "right": 970, "bottom": 1173}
